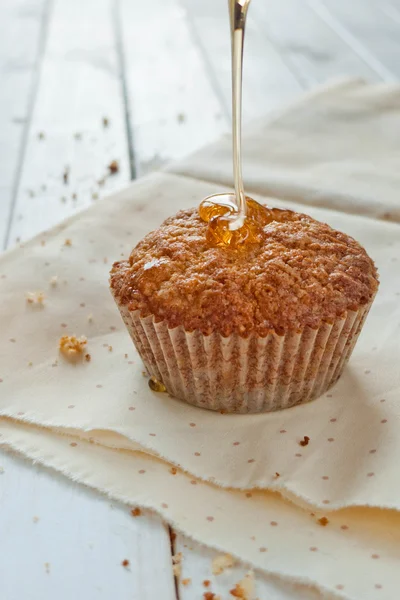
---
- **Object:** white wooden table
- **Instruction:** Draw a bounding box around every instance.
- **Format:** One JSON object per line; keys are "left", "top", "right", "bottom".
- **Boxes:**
{"left": 1, "top": 0, "right": 399, "bottom": 597}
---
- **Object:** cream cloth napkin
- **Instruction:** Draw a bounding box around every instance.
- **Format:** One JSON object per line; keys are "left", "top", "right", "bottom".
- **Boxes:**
{"left": 1, "top": 79, "right": 400, "bottom": 599}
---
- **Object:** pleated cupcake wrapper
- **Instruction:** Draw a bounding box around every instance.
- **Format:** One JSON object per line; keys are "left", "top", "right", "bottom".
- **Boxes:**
{"left": 113, "top": 298, "right": 373, "bottom": 413}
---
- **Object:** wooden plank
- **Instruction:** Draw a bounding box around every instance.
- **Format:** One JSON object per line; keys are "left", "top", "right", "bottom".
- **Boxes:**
{"left": 308, "top": 0, "right": 399, "bottom": 81}
{"left": 182, "top": 0, "right": 303, "bottom": 122}
{"left": 251, "top": 0, "right": 380, "bottom": 87}
{"left": 175, "top": 533, "right": 324, "bottom": 600}
{"left": 1, "top": 1, "right": 177, "bottom": 597}
{"left": 5, "top": 0, "right": 130, "bottom": 248}
{"left": 118, "top": 0, "right": 229, "bottom": 177}
{"left": 0, "top": 452, "right": 176, "bottom": 600}
{"left": 0, "top": 0, "right": 49, "bottom": 248}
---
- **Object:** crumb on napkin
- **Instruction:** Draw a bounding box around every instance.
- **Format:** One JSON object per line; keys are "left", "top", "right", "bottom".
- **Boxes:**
{"left": 59, "top": 335, "right": 87, "bottom": 360}
{"left": 26, "top": 291, "right": 45, "bottom": 305}
{"left": 299, "top": 436, "right": 310, "bottom": 447}
{"left": 230, "top": 571, "right": 255, "bottom": 599}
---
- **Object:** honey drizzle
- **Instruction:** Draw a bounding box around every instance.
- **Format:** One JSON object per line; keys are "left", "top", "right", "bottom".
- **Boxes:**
{"left": 199, "top": 0, "right": 260, "bottom": 249}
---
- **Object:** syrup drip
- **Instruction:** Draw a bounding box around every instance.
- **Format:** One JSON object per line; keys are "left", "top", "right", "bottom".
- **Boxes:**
{"left": 148, "top": 376, "right": 167, "bottom": 393}
{"left": 199, "top": 196, "right": 275, "bottom": 249}
{"left": 199, "top": 0, "right": 258, "bottom": 249}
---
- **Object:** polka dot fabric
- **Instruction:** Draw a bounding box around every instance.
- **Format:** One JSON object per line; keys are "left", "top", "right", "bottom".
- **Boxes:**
{"left": 1, "top": 80, "right": 400, "bottom": 599}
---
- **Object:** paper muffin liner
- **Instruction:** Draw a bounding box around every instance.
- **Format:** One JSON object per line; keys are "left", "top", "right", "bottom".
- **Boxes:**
{"left": 113, "top": 296, "right": 373, "bottom": 413}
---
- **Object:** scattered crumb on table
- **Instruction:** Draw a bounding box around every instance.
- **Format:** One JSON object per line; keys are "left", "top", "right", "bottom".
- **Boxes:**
{"left": 318, "top": 517, "right": 329, "bottom": 526}
{"left": 212, "top": 553, "right": 235, "bottom": 575}
{"left": 121, "top": 559, "right": 130, "bottom": 568}
{"left": 299, "top": 436, "right": 310, "bottom": 447}
{"left": 181, "top": 578, "right": 191, "bottom": 586}
{"left": 131, "top": 508, "right": 141, "bottom": 517}
{"left": 172, "top": 552, "right": 182, "bottom": 577}
{"left": 63, "top": 166, "right": 70, "bottom": 185}
{"left": 108, "top": 160, "right": 119, "bottom": 175}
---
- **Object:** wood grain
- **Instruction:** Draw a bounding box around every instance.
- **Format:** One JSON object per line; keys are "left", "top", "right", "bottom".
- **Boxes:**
{"left": 0, "top": 452, "right": 176, "bottom": 600}
{"left": 308, "top": 0, "right": 397, "bottom": 81}
{"left": 0, "top": 0, "right": 50, "bottom": 248}
{"left": 5, "top": 0, "right": 130, "bottom": 247}
{"left": 118, "top": 0, "right": 228, "bottom": 177}
{"left": 252, "top": 0, "right": 379, "bottom": 87}
{"left": 183, "top": 0, "right": 302, "bottom": 121}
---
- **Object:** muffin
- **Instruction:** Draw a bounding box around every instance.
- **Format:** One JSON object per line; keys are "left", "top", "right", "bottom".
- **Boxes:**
{"left": 110, "top": 203, "right": 378, "bottom": 413}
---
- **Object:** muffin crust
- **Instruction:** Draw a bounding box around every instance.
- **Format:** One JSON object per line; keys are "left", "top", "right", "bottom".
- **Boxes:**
{"left": 110, "top": 207, "right": 378, "bottom": 337}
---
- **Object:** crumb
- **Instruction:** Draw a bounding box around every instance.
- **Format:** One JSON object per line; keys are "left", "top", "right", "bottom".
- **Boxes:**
{"left": 204, "top": 593, "right": 220, "bottom": 600}
{"left": 121, "top": 559, "right": 130, "bottom": 568}
{"left": 64, "top": 238, "right": 72, "bottom": 247}
{"left": 230, "top": 571, "right": 254, "bottom": 599}
{"left": 172, "top": 552, "right": 182, "bottom": 577}
{"left": 170, "top": 531, "right": 177, "bottom": 542}
{"left": 170, "top": 467, "right": 177, "bottom": 475}
{"left": 26, "top": 291, "right": 45, "bottom": 305}
{"left": 44, "top": 562, "right": 50, "bottom": 574}
{"left": 182, "top": 578, "right": 191, "bottom": 586}
{"left": 59, "top": 335, "right": 87, "bottom": 360}
{"left": 131, "top": 508, "right": 141, "bottom": 517}
{"left": 33, "top": 516, "right": 39, "bottom": 523}
{"left": 87, "top": 314, "right": 93, "bottom": 323}
{"left": 108, "top": 345, "right": 113, "bottom": 352}
{"left": 85, "top": 353, "right": 91, "bottom": 362}
{"left": 50, "top": 276, "right": 58, "bottom": 287}
{"left": 124, "top": 354, "right": 128, "bottom": 359}
{"left": 28, "top": 361, "right": 33, "bottom": 366}
{"left": 63, "top": 166, "right": 70, "bottom": 184}
{"left": 38, "top": 132, "right": 45, "bottom": 140}
{"left": 108, "top": 160, "right": 119, "bottom": 175}
{"left": 72, "top": 193, "right": 77, "bottom": 200}
{"left": 274, "top": 472, "right": 280, "bottom": 478}
{"left": 172, "top": 564, "right": 181, "bottom": 578}
{"left": 102, "top": 116, "right": 109, "bottom": 128}
{"left": 103, "top": 257, "right": 108, "bottom": 264}
{"left": 203, "top": 580, "right": 211, "bottom": 588}
{"left": 74, "top": 132, "right": 82, "bottom": 140}
{"left": 318, "top": 517, "right": 329, "bottom": 527}
{"left": 41, "top": 240, "right": 46, "bottom": 246}
{"left": 92, "top": 192, "right": 99, "bottom": 200}
{"left": 212, "top": 553, "right": 235, "bottom": 575}
{"left": 52, "top": 360, "right": 58, "bottom": 367}
{"left": 299, "top": 436, "right": 310, "bottom": 447}
{"left": 0, "top": 467, "right": 4, "bottom": 474}
{"left": 177, "top": 112, "right": 186, "bottom": 123}
{"left": 142, "top": 371, "right": 147, "bottom": 377}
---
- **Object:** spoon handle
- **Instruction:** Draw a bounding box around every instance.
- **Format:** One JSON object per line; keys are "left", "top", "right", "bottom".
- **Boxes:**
{"left": 229, "top": 0, "right": 251, "bottom": 216}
